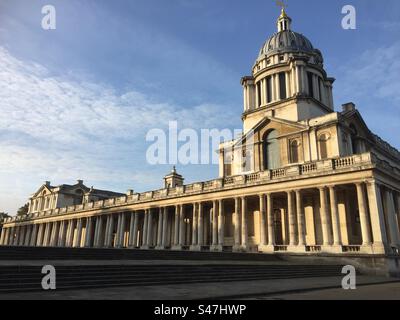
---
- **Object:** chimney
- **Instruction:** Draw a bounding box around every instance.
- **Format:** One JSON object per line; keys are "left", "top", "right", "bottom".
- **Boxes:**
{"left": 77, "top": 179, "right": 83, "bottom": 184}
{"left": 342, "top": 102, "right": 356, "bottom": 112}
{"left": 126, "top": 189, "right": 134, "bottom": 196}
{"left": 45, "top": 181, "right": 50, "bottom": 186}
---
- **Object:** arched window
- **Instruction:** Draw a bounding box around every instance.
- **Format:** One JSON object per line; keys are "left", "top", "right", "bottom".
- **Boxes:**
{"left": 319, "top": 134, "right": 329, "bottom": 159}
{"left": 290, "top": 139, "right": 300, "bottom": 163}
{"left": 263, "top": 130, "right": 281, "bottom": 170}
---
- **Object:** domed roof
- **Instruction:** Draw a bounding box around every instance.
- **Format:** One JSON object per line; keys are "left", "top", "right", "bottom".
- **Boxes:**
{"left": 258, "top": 30, "right": 314, "bottom": 58}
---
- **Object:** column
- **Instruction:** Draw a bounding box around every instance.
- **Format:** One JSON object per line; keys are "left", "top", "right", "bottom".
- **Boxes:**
{"left": 129, "top": 212, "right": 139, "bottom": 248}
{"left": 58, "top": 220, "right": 67, "bottom": 247}
{"left": 212, "top": 200, "right": 218, "bottom": 246}
{"left": 191, "top": 204, "right": 198, "bottom": 246}
{"left": 218, "top": 200, "right": 224, "bottom": 247}
{"left": 85, "top": 217, "right": 93, "bottom": 247}
{"left": 173, "top": 205, "right": 179, "bottom": 246}
{"left": 50, "top": 222, "right": 59, "bottom": 247}
{"left": 287, "top": 191, "right": 297, "bottom": 246}
{"left": 24, "top": 225, "right": 32, "bottom": 246}
{"left": 296, "top": 190, "right": 306, "bottom": 246}
{"left": 30, "top": 224, "right": 38, "bottom": 247}
{"left": 75, "top": 218, "right": 83, "bottom": 248}
{"left": 67, "top": 220, "right": 75, "bottom": 247}
{"left": 157, "top": 208, "right": 163, "bottom": 247}
{"left": 179, "top": 205, "right": 185, "bottom": 246}
{"left": 197, "top": 203, "right": 204, "bottom": 247}
{"left": 162, "top": 207, "right": 168, "bottom": 247}
{"left": 329, "top": 186, "right": 342, "bottom": 246}
{"left": 0, "top": 227, "right": 6, "bottom": 245}
{"left": 234, "top": 197, "right": 241, "bottom": 248}
{"left": 36, "top": 224, "right": 44, "bottom": 246}
{"left": 355, "top": 183, "right": 372, "bottom": 246}
{"left": 267, "top": 193, "right": 275, "bottom": 247}
{"left": 147, "top": 209, "right": 154, "bottom": 247}
{"left": 366, "top": 181, "right": 388, "bottom": 251}
{"left": 259, "top": 194, "right": 267, "bottom": 246}
{"left": 319, "top": 187, "right": 332, "bottom": 246}
{"left": 241, "top": 196, "right": 248, "bottom": 248}
{"left": 384, "top": 189, "right": 400, "bottom": 247}
{"left": 116, "top": 213, "right": 126, "bottom": 248}
{"left": 105, "top": 215, "right": 114, "bottom": 247}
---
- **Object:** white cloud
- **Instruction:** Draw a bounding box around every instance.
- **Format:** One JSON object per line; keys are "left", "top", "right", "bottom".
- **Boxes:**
{"left": 0, "top": 47, "right": 237, "bottom": 215}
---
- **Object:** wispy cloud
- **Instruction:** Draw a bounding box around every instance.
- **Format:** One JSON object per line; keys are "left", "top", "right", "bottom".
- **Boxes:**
{"left": 0, "top": 47, "right": 236, "bottom": 214}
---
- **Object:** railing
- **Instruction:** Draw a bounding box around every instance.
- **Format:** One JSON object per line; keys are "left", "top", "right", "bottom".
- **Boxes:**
{"left": 274, "top": 245, "right": 288, "bottom": 252}
{"left": 342, "top": 245, "right": 361, "bottom": 253}
{"left": 4, "top": 152, "right": 394, "bottom": 225}
{"left": 306, "top": 245, "right": 322, "bottom": 252}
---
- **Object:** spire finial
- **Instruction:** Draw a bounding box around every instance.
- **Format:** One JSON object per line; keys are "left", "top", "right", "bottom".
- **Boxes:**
{"left": 276, "top": 1, "right": 291, "bottom": 32}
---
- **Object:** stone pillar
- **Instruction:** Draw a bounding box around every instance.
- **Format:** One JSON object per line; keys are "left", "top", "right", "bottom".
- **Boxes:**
{"left": 85, "top": 217, "right": 93, "bottom": 248}
{"left": 30, "top": 224, "right": 38, "bottom": 247}
{"left": 36, "top": 224, "right": 44, "bottom": 246}
{"left": 41, "top": 224, "right": 49, "bottom": 247}
{"left": 233, "top": 197, "right": 241, "bottom": 250}
{"left": 105, "top": 215, "right": 114, "bottom": 248}
{"left": 58, "top": 220, "right": 67, "bottom": 247}
{"left": 50, "top": 222, "right": 59, "bottom": 247}
{"left": 0, "top": 227, "right": 6, "bottom": 245}
{"left": 267, "top": 193, "right": 275, "bottom": 248}
{"left": 384, "top": 188, "right": 400, "bottom": 247}
{"left": 287, "top": 191, "right": 297, "bottom": 246}
{"left": 129, "top": 212, "right": 139, "bottom": 248}
{"left": 75, "top": 218, "right": 83, "bottom": 248}
{"left": 173, "top": 205, "right": 180, "bottom": 246}
{"left": 66, "top": 220, "right": 75, "bottom": 247}
{"left": 259, "top": 194, "right": 267, "bottom": 246}
{"left": 366, "top": 180, "right": 388, "bottom": 253}
{"left": 146, "top": 209, "right": 154, "bottom": 247}
{"left": 157, "top": 208, "right": 163, "bottom": 247}
{"left": 142, "top": 211, "right": 148, "bottom": 247}
{"left": 24, "top": 225, "right": 32, "bottom": 246}
{"left": 241, "top": 196, "right": 248, "bottom": 249}
{"left": 319, "top": 187, "right": 332, "bottom": 246}
{"left": 356, "top": 183, "right": 372, "bottom": 246}
{"left": 212, "top": 200, "right": 218, "bottom": 247}
{"left": 179, "top": 205, "right": 185, "bottom": 246}
{"left": 162, "top": 207, "right": 168, "bottom": 248}
{"left": 329, "top": 186, "right": 342, "bottom": 248}
{"left": 197, "top": 203, "right": 204, "bottom": 247}
{"left": 94, "top": 217, "right": 102, "bottom": 247}
{"left": 116, "top": 213, "right": 126, "bottom": 248}
{"left": 192, "top": 204, "right": 198, "bottom": 247}
{"left": 296, "top": 190, "right": 306, "bottom": 247}
{"left": 218, "top": 199, "right": 224, "bottom": 248}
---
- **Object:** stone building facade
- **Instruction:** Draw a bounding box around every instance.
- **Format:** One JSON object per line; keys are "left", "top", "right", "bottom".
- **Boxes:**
{"left": 1, "top": 10, "right": 400, "bottom": 266}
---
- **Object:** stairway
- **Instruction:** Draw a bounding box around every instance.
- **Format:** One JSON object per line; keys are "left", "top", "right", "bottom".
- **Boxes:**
{"left": 0, "top": 246, "right": 348, "bottom": 293}
{"left": 0, "top": 264, "right": 345, "bottom": 293}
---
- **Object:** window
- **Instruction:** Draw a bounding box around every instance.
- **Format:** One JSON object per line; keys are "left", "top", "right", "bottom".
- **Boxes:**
{"left": 350, "top": 124, "right": 359, "bottom": 154}
{"left": 224, "top": 151, "right": 233, "bottom": 177}
{"left": 307, "top": 72, "right": 314, "bottom": 98}
{"left": 257, "top": 81, "right": 262, "bottom": 107}
{"left": 263, "top": 130, "right": 280, "bottom": 170}
{"left": 242, "top": 149, "right": 253, "bottom": 172}
{"left": 266, "top": 76, "right": 272, "bottom": 103}
{"left": 318, "top": 78, "right": 323, "bottom": 102}
{"left": 319, "top": 134, "right": 329, "bottom": 159}
{"left": 290, "top": 140, "right": 300, "bottom": 163}
{"left": 279, "top": 72, "right": 287, "bottom": 100}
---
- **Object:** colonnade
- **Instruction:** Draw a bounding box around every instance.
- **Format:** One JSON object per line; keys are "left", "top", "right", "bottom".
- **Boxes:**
{"left": 1, "top": 181, "right": 399, "bottom": 254}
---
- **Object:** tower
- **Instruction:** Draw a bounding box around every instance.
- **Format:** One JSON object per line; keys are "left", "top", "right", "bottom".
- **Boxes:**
{"left": 241, "top": 8, "right": 335, "bottom": 132}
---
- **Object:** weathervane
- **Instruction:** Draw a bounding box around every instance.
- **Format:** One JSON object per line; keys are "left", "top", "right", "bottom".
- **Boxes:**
{"left": 276, "top": 0, "right": 288, "bottom": 10}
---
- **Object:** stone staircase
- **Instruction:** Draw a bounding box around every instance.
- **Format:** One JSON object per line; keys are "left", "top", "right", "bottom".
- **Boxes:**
{"left": 0, "top": 246, "right": 347, "bottom": 293}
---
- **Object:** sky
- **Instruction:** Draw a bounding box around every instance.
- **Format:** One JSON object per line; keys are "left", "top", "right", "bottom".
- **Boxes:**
{"left": 0, "top": 0, "right": 399, "bottom": 215}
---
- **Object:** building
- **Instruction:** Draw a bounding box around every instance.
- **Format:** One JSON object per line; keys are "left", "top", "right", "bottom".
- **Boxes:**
{"left": 1, "top": 9, "right": 400, "bottom": 272}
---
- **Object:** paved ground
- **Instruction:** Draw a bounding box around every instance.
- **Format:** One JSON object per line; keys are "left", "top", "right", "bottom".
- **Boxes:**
{"left": 252, "top": 282, "right": 400, "bottom": 300}
{"left": 0, "top": 276, "right": 398, "bottom": 300}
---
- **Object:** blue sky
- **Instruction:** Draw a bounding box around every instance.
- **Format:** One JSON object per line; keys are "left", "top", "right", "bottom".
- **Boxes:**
{"left": 0, "top": 0, "right": 399, "bottom": 215}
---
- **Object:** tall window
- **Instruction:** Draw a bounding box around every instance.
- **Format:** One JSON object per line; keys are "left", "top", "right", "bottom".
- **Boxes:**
{"left": 290, "top": 140, "right": 300, "bottom": 163}
{"left": 319, "top": 134, "right": 329, "bottom": 159}
{"left": 350, "top": 124, "right": 359, "bottom": 154}
{"left": 307, "top": 72, "right": 314, "bottom": 98}
{"left": 257, "top": 82, "right": 262, "bottom": 107}
{"left": 266, "top": 76, "right": 272, "bottom": 103}
{"left": 263, "top": 130, "right": 280, "bottom": 170}
{"left": 279, "top": 72, "right": 287, "bottom": 100}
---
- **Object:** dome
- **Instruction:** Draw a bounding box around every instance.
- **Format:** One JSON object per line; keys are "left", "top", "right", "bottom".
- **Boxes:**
{"left": 258, "top": 30, "right": 315, "bottom": 58}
